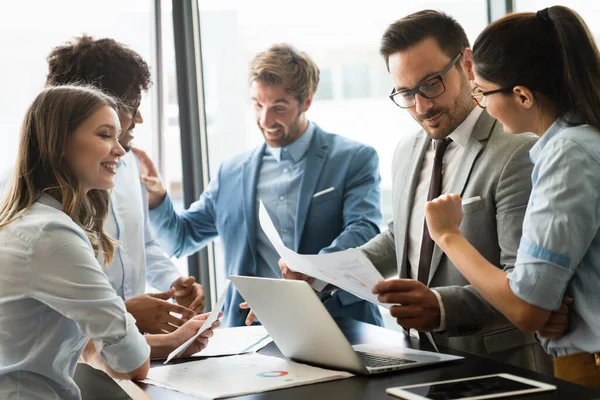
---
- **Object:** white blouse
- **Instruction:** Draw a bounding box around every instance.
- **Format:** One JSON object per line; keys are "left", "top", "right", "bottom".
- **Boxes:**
{"left": 0, "top": 194, "right": 150, "bottom": 400}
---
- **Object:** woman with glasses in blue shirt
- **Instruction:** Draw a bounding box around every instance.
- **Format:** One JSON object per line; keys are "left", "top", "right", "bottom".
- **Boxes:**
{"left": 424, "top": 6, "right": 600, "bottom": 388}
{"left": 0, "top": 85, "right": 217, "bottom": 400}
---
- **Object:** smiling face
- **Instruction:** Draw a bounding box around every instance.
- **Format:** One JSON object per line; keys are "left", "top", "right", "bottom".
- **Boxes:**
{"left": 388, "top": 37, "right": 475, "bottom": 139}
{"left": 251, "top": 80, "right": 312, "bottom": 148}
{"left": 64, "top": 105, "right": 125, "bottom": 192}
{"left": 472, "top": 65, "right": 535, "bottom": 135}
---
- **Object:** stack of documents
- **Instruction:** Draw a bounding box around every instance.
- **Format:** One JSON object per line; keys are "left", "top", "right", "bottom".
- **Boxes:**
{"left": 143, "top": 353, "right": 353, "bottom": 399}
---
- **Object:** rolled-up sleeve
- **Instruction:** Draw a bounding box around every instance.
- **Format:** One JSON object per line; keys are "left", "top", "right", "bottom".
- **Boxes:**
{"left": 95, "top": 313, "right": 150, "bottom": 373}
{"left": 30, "top": 221, "right": 150, "bottom": 373}
{"left": 508, "top": 138, "right": 600, "bottom": 311}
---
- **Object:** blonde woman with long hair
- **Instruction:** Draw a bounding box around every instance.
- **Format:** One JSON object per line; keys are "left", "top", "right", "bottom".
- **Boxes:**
{"left": 0, "top": 85, "right": 217, "bottom": 400}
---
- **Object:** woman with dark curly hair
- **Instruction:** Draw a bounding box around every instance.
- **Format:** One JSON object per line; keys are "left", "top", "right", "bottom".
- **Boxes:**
{"left": 43, "top": 35, "right": 206, "bottom": 335}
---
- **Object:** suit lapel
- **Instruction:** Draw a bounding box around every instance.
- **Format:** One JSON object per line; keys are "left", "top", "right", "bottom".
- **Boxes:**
{"left": 395, "top": 132, "right": 430, "bottom": 279}
{"left": 428, "top": 111, "right": 496, "bottom": 284}
{"left": 241, "top": 145, "right": 265, "bottom": 271}
{"left": 294, "top": 129, "right": 327, "bottom": 251}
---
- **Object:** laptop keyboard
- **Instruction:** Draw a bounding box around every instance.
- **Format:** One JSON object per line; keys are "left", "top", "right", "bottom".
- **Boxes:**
{"left": 355, "top": 351, "right": 417, "bottom": 368}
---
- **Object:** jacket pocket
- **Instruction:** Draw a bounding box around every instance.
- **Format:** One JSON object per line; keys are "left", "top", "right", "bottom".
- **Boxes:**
{"left": 462, "top": 197, "right": 485, "bottom": 214}
{"left": 311, "top": 190, "right": 337, "bottom": 205}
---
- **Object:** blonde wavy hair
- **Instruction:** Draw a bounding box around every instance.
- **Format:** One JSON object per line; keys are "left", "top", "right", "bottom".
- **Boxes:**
{"left": 249, "top": 43, "right": 320, "bottom": 103}
{"left": 0, "top": 85, "right": 120, "bottom": 265}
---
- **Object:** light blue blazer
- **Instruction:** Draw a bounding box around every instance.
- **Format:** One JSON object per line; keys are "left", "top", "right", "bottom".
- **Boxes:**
{"left": 150, "top": 124, "right": 383, "bottom": 327}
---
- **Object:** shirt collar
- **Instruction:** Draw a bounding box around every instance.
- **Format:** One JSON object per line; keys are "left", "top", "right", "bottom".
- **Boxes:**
{"left": 529, "top": 118, "right": 564, "bottom": 164}
{"left": 445, "top": 106, "right": 484, "bottom": 149}
{"left": 266, "top": 121, "right": 315, "bottom": 163}
{"left": 529, "top": 112, "right": 588, "bottom": 163}
{"left": 38, "top": 192, "right": 62, "bottom": 211}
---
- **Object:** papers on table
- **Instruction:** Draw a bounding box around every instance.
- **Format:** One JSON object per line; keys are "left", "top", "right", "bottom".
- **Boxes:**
{"left": 165, "top": 280, "right": 231, "bottom": 364}
{"left": 259, "top": 201, "right": 389, "bottom": 308}
{"left": 143, "top": 353, "right": 353, "bottom": 399}
{"left": 192, "top": 325, "right": 273, "bottom": 357}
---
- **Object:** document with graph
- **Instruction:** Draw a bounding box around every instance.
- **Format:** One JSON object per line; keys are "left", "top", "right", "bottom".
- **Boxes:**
{"left": 258, "top": 201, "right": 389, "bottom": 308}
{"left": 143, "top": 353, "right": 353, "bottom": 399}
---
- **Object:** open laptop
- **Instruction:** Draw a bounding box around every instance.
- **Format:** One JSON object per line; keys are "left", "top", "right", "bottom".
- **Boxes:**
{"left": 230, "top": 275, "right": 462, "bottom": 375}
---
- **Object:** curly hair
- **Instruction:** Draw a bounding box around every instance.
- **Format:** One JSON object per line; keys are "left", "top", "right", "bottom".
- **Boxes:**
{"left": 46, "top": 35, "right": 152, "bottom": 107}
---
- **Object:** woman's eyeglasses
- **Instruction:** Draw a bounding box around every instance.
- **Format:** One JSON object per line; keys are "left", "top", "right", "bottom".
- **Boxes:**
{"left": 471, "top": 87, "right": 513, "bottom": 108}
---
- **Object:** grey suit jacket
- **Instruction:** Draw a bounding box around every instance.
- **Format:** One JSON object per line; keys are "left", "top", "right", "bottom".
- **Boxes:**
{"left": 362, "top": 111, "right": 553, "bottom": 373}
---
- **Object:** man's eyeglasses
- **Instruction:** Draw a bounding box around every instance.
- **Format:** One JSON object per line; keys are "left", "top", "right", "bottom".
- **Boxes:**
{"left": 122, "top": 99, "right": 140, "bottom": 122}
{"left": 389, "top": 52, "right": 463, "bottom": 109}
{"left": 471, "top": 87, "right": 513, "bottom": 109}
{"left": 128, "top": 102, "right": 140, "bottom": 121}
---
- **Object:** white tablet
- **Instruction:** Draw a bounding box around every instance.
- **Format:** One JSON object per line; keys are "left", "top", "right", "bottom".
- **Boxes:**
{"left": 386, "top": 373, "right": 556, "bottom": 400}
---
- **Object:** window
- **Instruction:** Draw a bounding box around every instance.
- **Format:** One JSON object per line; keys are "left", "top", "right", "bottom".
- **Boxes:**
{"left": 0, "top": 0, "right": 189, "bottom": 278}
{"left": 158, "top": 0, "right": 189, "bottom": 277}
{"left": 342, "top": 63, "right": 371, "bottom": 99}
{"left": 0, "top": 0, "right": 157, "bottom": 173}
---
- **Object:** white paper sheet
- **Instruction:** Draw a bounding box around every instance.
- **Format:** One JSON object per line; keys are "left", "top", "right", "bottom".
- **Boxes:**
{"left": 259, "top": 201, "right": 389, "bottom": 308}
{"left": 143, "top": 353, "right": 353, "bottom": 399}
{"left": 258, "top": 201, "right": 329, "bottom": 291}
{"left": 165, "top": 280, "right": 231, "bottom": 364}
{"left": 191, "top": 325, "right": 273, "bottom": 357}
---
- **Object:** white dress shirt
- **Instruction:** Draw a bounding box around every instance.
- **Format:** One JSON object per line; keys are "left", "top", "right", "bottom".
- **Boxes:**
{"left": 0, "top": 194, "right": 150, "bottom": 400}
{"left": 407, "top": 106, "right": 483, "bottom": 330}
{"left": 101, "top": 151, "right": 181, "bottom": 299}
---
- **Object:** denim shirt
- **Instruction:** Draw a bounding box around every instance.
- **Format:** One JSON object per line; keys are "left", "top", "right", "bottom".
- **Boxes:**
{"left": 507, "top": 119, "right": 600, "bottom": 357}
{"left": 255, "top": 122, "right": 315, "bottom": 277}
{"left": 0, "top": 195, "right": 150, "bottom": 399}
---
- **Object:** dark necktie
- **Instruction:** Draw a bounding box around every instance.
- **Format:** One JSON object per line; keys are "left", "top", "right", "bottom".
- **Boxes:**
{"left": 417, "top": 139, "right": 451, "bottom": 285}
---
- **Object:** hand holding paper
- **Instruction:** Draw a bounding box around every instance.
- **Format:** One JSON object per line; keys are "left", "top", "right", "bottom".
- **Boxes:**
{"left": 259, "top": 201, "right": 389, "bottom": 308}
{"left": 165, "top": 280, "right": 231, "bottom": 363}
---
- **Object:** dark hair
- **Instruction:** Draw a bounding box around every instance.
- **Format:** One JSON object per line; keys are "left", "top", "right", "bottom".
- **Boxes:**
{"left": 46, "top": 35, "right": 152, "bottom": 108}
{"left": 380, "top": 10, "right": 470, "bottom": 69}
{"left": 249, "top": 43, "right": 320, "bottom": 103}
{"left": 473, "top": 6, "right": 600, "bottom": 129}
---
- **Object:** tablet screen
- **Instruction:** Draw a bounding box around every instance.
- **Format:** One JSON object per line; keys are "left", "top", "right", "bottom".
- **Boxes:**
{"left": 402, "top": 375, "right": 537, "bottom": 399}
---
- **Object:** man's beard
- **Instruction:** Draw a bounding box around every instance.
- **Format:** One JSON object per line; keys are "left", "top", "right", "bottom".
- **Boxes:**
{"left": 417, "top": 76, "right": 474, "bottom": 139}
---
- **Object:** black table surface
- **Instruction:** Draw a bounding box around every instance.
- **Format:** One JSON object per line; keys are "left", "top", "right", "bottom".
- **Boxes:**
{"left": 77, "top": 319, "right": 600, "bottom": 400}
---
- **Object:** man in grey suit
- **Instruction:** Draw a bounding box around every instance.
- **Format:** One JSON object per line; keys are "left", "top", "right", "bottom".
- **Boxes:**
{"left": 365, "top": 11, "right": 552, "bottom": 373}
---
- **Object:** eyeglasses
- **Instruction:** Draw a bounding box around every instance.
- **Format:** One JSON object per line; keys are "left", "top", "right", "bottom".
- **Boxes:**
{"left": 471, "top": 87, "right": 513, "bottom": 108}
{"left": 128, "top": 101, "right": 140, "bottom": 121}
{"left": 129, "top": 105, "right": 139, "bottom": 122}
{"left": 122, "top": 98, "right": 141, "bottom": 121}
{"left": 389, "top": 52, "right": 463, "bottom": 109}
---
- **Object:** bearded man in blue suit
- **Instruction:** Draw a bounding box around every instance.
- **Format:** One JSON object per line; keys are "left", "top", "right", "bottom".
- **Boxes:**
{"left": 138, "top": 43, "right": 383, "bottom": 327}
